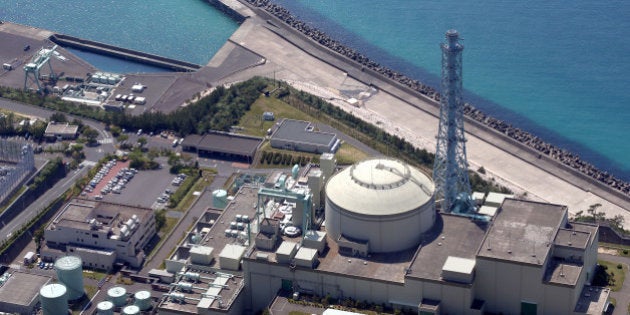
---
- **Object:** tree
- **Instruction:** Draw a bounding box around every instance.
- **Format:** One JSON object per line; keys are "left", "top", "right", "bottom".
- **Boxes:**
{"left": 610, "top": 215, "right": 625, "bottom": 230}
{"left": 28, "top": 120, "right": 47, "bottom": 141}
{"left": 155, "top": 209, "right": 166, "bottom": 231}
{"left": 109, "top": 125, "right": 122, "bottom": 137}
{"left": 50, "top": 112, "right": 67, "bottom": 123}
{"left": 82, "top": 126, "right": 99, "bottom": 146}
{"left": 34, "top": 226, "right": 45, "bottom": 250}
{"left": 137, "top": 136, "right": 147, "bottom": 149}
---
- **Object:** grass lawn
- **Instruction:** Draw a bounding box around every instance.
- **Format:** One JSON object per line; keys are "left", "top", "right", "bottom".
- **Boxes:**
{"left": 239, "top": 95, "right": 314, "bottom": 137}
{"left": 83, "top": 270, "right": 107, "bottom": 281}
{"left": 596, "top": 260, "right": 627, "bottom": 291}
{"left": 336, "top": 142, "right": 370, "bottom": 165}
{"left": 253, "top": 141, "right": 369, "bottom": 170}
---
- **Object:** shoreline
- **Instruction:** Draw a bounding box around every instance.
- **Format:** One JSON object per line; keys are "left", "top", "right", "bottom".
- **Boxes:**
{"left": 238, "top": 0, "right": 629, "bottom": 198}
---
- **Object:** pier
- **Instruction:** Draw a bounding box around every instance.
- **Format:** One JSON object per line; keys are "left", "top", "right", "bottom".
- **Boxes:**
{"left": 49, "top": 34, "right": 201, "bottom": 72}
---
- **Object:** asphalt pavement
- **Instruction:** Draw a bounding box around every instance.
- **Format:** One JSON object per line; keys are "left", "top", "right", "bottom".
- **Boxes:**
{"left": 598, "top": 253, "right": 630, "bottom": 315}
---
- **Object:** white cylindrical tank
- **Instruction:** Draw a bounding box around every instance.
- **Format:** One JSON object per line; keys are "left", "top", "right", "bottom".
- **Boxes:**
{"left": 122, "top": 305, "right": 140, "bottom": 315}
{"left": 325, "top": 158, "right": 436, "bottom": 253}
{"left": 212, "top": 189, "right": 228, "bottom": 209}
{"left": 96, "top": 300, "right": 114, "bottom": 315}
{"left": 183, "top": 272, "right": 200, "bottom": 282}
{"left": 107, "top": 286, "right": 127, "bottom": 307}
{"left": 134, "top": 290, "right": 152, "bottom": 311}
{"left": 40, "top": 283, "right": 68, "bottom": 315}
{"left": 54, "top": 256, "right": 84, "bottom": 300}
{"left": 178, "top": 282, "right": 193, "bottom": 292}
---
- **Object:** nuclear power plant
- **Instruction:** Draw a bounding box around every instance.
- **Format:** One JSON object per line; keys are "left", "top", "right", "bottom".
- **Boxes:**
{"left": 145, "top": 29, "right": 609, "bottom": 315}
{"left": 0, "top": 30, "right": 608, "bottom": 315}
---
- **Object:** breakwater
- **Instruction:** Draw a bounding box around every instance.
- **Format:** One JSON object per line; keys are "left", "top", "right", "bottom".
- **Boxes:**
{"left": 242, "top": 0, "right": 629, "bottom": 197}
{"left": 206, "top": 0, "right": 247, "bottom": 22}
{"left": 49, "top": 34, "right": 201, "bottom": 72}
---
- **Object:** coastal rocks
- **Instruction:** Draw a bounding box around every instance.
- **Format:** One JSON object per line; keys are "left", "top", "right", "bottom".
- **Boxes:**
{"left": 243, "top": 0, "right": 629, "bottom": 196}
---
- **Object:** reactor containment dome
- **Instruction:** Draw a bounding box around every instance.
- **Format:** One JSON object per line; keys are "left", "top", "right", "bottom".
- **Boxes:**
{"left": 325, "top": 158, "right": 435, "bottom": 253}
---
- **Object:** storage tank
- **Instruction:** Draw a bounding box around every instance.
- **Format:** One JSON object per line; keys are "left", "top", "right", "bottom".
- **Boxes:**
{"left": 212, "top": 189, "right": 228, "bottom": 209}
{"left": 96, "top": 300, "right": 114, "bottom": 315}
{"left": 107, "top": 286, "right": 127, "bottom": 306}
{"left": 122, "top": 305, "right": 140, "bottom": 315}
{"left": 292, "top": 164, "right": 299, "bottom": 179}
{"left": 134, "top": 290, "right": 152, "bottom": 311}
{"left": 54, "top": 256, "right": 84, "bottom": 300}
{"left": 40, "top": 283, "right": 68, "bottom": 315}
{"left": 177, "top": 282, "right": 193, "bottom": 292}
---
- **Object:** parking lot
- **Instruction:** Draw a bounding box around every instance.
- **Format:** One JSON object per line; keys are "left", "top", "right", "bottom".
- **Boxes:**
{"left": 82, "top": 158, "right": 185, "bottom": 210}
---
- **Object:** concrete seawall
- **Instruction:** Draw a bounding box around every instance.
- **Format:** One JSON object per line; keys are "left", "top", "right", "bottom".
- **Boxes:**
{"left": 49, "top": 34, "right": 201, "bottom": 72}
{"left": 207, "top": 0, "right": 248, "bottom": 22}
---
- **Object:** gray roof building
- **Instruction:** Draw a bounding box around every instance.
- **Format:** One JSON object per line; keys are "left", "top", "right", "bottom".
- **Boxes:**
{"left": 270, "top": 119, "right": 340, "bottom": 154}
{"left": 182, "top": 131, "right": 262, "bottom": 163}
{"left": 44, "top": 122, "right": 78, "bottom": 139}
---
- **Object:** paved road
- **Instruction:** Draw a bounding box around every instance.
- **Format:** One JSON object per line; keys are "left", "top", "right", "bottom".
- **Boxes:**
{"left": 599, "top": 253, "right": 630, "bottom": 315}
{"left": 0, "top": 162, "right": 90, "bottom": 239}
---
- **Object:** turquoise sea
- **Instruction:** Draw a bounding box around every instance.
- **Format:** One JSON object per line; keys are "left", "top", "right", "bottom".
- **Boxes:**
{"left": 1, "top": 0, "right": 629, "bottom": 181}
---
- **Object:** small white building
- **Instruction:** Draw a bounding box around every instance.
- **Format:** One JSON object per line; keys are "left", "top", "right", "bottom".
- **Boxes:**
{"left": 44, "top": 122, "right": 78, "bottom": 140}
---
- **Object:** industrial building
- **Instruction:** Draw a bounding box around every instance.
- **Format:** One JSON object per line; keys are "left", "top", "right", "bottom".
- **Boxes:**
{"left": 270, "top": 119, "right": 340, "bottom": 154}
{"left": 243, "top": 157, "right": 605, "bottom": 315}
{"left": 143, "top": 148, "right": 605, "bottom": 315}
{"left": 181, "top": 131, "right": 263, "bottom": 163}
{"left": 41, "top": 198, "right": 156, "bottom": 269}
{"left": 0, "top": 271, "right": 52, "bottom": 314}
{"left": 153, "top": 161, "right": 328, "bottom": 315}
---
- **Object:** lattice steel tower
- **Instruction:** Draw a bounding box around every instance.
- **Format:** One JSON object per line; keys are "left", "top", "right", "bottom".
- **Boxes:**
{"left": 433, "top": 30, "right": 474, "bottom": 213}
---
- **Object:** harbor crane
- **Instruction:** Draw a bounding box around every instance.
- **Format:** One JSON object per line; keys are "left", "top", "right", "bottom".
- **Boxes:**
{"left": 23, "top": 45, "right": 58, "bottom": 91}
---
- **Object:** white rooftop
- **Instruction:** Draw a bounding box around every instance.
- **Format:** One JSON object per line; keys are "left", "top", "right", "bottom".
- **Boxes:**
{"left": 485, "top": 192, "right": 514, "bottom": 206}
{"left": 478, "top": 205, "right": 498, "bottom": 217}
{"left": 442, "top": 256, "right": 476, "bottom": 275}
{"left": 190, "top": 245, "right": 214, "bottom": 256}
{"left": 276, "top": 241, "right": 298, "bottom": 256}
{"left": 326, "top": 158, "right": 434, "bottom": 216}
{"left": 219, "top": 244, "right": 246, "bottom": 261}
{"left": 295, "top": 247, "right": 318, "bottom": 261}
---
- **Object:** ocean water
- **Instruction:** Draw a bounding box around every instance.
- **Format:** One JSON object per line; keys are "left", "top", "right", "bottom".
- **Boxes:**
{"left": 1, "top": 0, "right": 628, "bottom": 181}
{"left": 0, "top": 0, "right": 238, "bottom": 65}
{"left": 272, "top": 0, "right": 630, "bottom": 182}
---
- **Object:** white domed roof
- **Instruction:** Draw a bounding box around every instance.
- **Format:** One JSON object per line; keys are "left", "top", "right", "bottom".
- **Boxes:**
{"left": 326, "top": 158, "right": 434, "bottom": 216}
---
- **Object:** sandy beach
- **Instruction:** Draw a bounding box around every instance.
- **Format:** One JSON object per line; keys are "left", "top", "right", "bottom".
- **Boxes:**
{"left": 211, "top": 9, "right": 629, "bottom": 223}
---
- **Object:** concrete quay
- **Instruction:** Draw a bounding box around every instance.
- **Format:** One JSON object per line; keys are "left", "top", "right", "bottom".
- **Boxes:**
{"left": 215, "top": 3, "right": 629, "bottom": 222}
